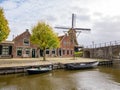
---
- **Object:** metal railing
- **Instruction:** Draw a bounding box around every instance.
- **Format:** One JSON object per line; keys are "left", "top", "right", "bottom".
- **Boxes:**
{"left": 84, "top": 40, "right": 120, "bottom": 49}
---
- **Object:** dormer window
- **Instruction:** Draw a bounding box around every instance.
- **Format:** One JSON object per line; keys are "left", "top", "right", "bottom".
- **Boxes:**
{"left": 24, "top": 39, "right": 29, "bottom": 45}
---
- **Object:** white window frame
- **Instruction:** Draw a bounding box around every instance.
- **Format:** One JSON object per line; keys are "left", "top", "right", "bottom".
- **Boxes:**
{"left": 2, "top": 46, "right": 9, "bottom": 55}
{"left": 23, "top": 38, "right": 30, "bottom": 46}
{"left": 16, "top": 47, "right": 23, "bottom": 56}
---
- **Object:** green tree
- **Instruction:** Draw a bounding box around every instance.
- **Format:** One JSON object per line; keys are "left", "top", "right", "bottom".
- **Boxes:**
{"left": 30, "top": 22, "right": 60, "bottom": 61}
{"left": 0, "top": 7, "right": 10, "bottom": 42}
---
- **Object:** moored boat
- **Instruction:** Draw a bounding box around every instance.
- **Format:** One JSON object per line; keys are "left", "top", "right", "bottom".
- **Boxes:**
{"left": 64, "top": 61, "right": 99, "bottom": 70}
{"left": 27, "top": 65, "right": 52, "bottom": 74}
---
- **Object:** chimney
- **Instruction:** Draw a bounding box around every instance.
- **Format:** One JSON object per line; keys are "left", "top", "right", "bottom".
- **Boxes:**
{"left": 12, "top": 35, "right": 14, "bottom": 40}
{"left": 26, "top": 29, "right": 29, "bottom": 32}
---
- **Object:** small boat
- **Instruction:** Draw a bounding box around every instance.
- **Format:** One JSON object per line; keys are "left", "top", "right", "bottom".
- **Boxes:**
{"left": 64, "top": 61, "right": 99, "bottom": 70}
{"left": 27, "top": 65, "right": 52, "bottom": 74}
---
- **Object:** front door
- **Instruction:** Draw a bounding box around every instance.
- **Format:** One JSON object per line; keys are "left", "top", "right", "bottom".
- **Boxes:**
{"left": 40, "top": 49, "right": 43, "bottom": 57}
{"left": 59, "top": 49, "right": 61, "bottom": 56}
{"left": 32, "top": 49, "right": 35, "bottom": 58}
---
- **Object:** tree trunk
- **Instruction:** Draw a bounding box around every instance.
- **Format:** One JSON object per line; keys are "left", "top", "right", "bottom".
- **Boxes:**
{"left": 43, "top": 48, "right": 46, "bottom": 61}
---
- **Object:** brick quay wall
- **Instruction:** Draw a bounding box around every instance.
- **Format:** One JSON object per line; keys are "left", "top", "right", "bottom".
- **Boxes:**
{"left": 0, "top": 57, "right": 110, "bottom": 75}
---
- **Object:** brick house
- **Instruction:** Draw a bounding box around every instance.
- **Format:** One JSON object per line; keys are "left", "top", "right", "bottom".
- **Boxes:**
{"left": 0, "top": 41, "right": 14, "bottom": 58}
{"left": 12, "top": 29, "right": 37, "bottom": 58}
{"left": 57, "top": 34, "right": 74, "bottom": 57}
{"left": 45, "top": 34, "right": 74, "bottom": 57}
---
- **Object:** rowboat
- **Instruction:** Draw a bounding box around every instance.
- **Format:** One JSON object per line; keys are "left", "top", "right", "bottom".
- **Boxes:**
{"left": 64, "top": 61, "right": 99, "bottom": 70}
{"left": 27, "top": 66, "right": 52, "bottom": 74}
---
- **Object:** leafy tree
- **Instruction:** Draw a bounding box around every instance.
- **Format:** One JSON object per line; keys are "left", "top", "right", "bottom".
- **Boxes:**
{"left": 0, "top": 7, "right": 10, "bottom": 42}
{"left": 30, "top": 22, "right": 60, "bottom": 61}
{"left": 74, "top": 51, "right": 83, "bottom": 57}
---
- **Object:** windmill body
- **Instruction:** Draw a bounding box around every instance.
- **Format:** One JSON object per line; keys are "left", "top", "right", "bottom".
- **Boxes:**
{"left": 68, "top": 28, "right": 78, "bottom": 45}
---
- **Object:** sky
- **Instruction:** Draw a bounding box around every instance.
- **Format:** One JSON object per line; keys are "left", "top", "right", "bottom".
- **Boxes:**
{"left": 1, "top": 0, "right": 120, "bottom": 47}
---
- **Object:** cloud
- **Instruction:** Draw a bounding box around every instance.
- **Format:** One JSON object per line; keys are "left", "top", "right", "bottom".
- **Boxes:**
{"left": 93, "top": 16, "right": 120, "bottom": 39}
{"left": 2, "top": 2, "right": 17, "bottom": 10}
{"left": 76, "top": 15, "right": 90, "bottom": 21}
{"left": 78, "top": 15, "right": 120, "bottom": 46}
{"left": 0, "top": 0, "right": 120, "bottom": 47}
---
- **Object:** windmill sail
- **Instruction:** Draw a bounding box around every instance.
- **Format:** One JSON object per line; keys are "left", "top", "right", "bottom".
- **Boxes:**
{"left": 55, "top": 13, "right": 91, "bottom": 47}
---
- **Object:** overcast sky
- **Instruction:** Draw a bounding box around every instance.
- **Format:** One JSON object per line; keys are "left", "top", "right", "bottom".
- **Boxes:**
{"left": 0, "top": 0, "right": 120, "bottom": 47}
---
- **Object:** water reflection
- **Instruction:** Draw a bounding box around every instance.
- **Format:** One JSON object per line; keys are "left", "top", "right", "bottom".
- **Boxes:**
{"left": 99, "top": 66, "right": 120, "bottom": 83}
{"left": 0, "top": 67, "right": 120, "bottom": 90}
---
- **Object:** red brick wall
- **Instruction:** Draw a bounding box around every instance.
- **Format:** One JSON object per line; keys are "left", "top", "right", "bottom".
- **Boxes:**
{"left": 59, "top": 34, "right": 74, "bottom": 57}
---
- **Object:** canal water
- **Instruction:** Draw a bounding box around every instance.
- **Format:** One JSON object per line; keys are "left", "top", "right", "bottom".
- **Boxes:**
{"left": 0, "top": 67, "right": 120, "bottom": 90}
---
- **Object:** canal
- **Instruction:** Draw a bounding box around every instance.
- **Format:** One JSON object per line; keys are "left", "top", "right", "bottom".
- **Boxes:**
{"left": 0, "top": 67, "right": 120, "bottom": 90}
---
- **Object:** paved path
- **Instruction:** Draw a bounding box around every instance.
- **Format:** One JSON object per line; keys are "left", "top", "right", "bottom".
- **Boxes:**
{"left": 0, "top": 57, "right": 98, "bottom": 68}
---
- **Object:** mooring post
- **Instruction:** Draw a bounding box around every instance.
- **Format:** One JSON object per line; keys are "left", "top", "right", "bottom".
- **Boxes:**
{"left": 92, "top": 41, "right": 94, "bottom": 58}
{"left": 15, "top": 68, "right": 17, "bottom": 73}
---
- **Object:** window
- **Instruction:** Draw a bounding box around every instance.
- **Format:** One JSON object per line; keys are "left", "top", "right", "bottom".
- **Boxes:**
{"left": 25, "top": 48, "right": 30, "bottom": 55}
{"left": 24, "top": 39, "right": 29, "bottom": 45}
{"left": 63, "top": 41, "right": 67, "bottom": 46}
{"left": 52, "top": 50, "right": 55, "bottom": 54}
{"left": 2, "top": 46, "right": 9, "bottom": 55}
{"left": 17, "top": 48, "right": 22, "bottom": 56}
{"left": 67, "top": 50, "right": 69, "bottom": 55}
{"left": 46, "top": 50, "right": 49, "bottom": 54}
{"left": 63, "top": 50, "right": 65, "bottom": 55}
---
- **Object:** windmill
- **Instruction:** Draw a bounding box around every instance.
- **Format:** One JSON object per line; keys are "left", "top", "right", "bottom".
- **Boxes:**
{"left": 55, "top": 13, "right": 91, "bottom": 47}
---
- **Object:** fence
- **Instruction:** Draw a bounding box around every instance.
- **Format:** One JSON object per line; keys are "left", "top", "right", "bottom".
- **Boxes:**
{"left": 84, "top": 40, "right": 120, "bottom": 49}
